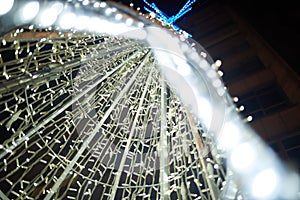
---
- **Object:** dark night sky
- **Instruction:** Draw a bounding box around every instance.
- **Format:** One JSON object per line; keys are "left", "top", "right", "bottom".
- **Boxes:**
{"left": 116, "top": 0, "right": 300, "bottom": 75}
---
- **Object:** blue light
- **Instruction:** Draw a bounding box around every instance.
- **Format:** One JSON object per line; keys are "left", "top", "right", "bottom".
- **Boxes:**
{"left": 143, "top": 0, "right": 196, "bottom": 37}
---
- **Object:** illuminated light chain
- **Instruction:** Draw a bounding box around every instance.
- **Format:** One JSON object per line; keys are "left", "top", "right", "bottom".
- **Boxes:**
{"left": 0, "top": 1, "right": 299, "bottom": 200}
{"left": 143, "top": 0, "right": 196, "bottom": 37}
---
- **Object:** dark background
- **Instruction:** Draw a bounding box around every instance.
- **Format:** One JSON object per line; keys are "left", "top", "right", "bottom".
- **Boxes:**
{"left": 115, "top": 0, "right": 300, "bottom": 75}
{"left": 225, "top": 0, "right": 300, "bottom": 75}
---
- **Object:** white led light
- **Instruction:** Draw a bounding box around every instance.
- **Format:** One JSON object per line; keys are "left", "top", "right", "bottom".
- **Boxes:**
{"left": 51, "top": 2, "right": 64, "bottom": 14}
{"left": 199, "top": 59, "right": 210, "bottom": 70}
{"left": 247, "top": 115, "right": 253, "bottom": 122}
{"left": 217, "top": 70, "right": 223, "bottom": 77}
{"left": 212, "top": 79, "right": 222, "bottom": 87}
{"left": 239, "top": 105, "right": 245, "bottom": 111}
{"left": 125, "top": 18, "right": 133, "bottom": 26}
{"left": 218, "top": 122, "right": 240, "bottom": 149}
{"left": 75, "top": 15, "right": 90, "bottom": 30}
{"left": 171, "top": 55, "right": 191, "bottom": 76}
{"left": 21, "top": 1, "right": 39, "bottom": 21}
{"left": 180, "top": 43, "right": 189, "bottom": 52}
{"left": 206, "top": 69, "right": 216, "bottom": 78}
{"left": 115, "top": 13, "right": 122, "bottom": 20}
{"left": 190, "top": 51, "right": 198, "bottom": 60}
{"left": 0, "top": 0, "right": 14, "bottom": 16}
{"left": 149, "top": 12, "right": 156, "bottom": 18}
{"left": 251, "top": 168, "right": 278, "bottom": 198}
{"left": 105, "top": 8, "right": 112, "bottom": 15}
{"left": 233, "top": 97, "right": 239, "bottom": 102}
{"left": 179, "top": 34, "right": 186, "bottom": 41}
{"left": 137, "top": 22, "right": 144, "bottom": 28}
{"left": 217, "top": 87, "right": 225, "bottom": 96}
{"left": 197, "top": 98, "right": 212, "bottom": 129}
{"left": 99, "top": 2, "right": 107, "bottom": 8}
{"left": 237, "top": 195, "right": 243, "bottom": 200}
{"left": 200, "top": 52, "right": 207, "bottom": 58}
{"left": 93, "top": 2, "right": 100, "bottom": 8}
{"left": 82, "top": 0, "right": 89, "bottom": 6}
{"left": 182, "top": 31, "right": 189, "bottom": 38}
{"left": 230, "top": 142, "right": 255, "bottom": 170}
{"left": 40, "top": 9, "right": 58, "bottom": 27}
{"left": 39, "top": 2, "right": 63, "bottom": 27}
{"left": 59, "top": 12, "right": 77, "bottom": 29}
{"left": 177, "top": 65, "right": 191, "bottom": 76}
{"left": 88, "top": 17, "right": 102, "bottom": 32}
{"left": 215, "top": 60, "right": 222, "bottom": 67}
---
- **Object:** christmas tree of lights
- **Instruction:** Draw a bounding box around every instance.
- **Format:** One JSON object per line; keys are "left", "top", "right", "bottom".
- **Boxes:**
{"left": 0, "top": 1, "right": 298, "bottom": 200}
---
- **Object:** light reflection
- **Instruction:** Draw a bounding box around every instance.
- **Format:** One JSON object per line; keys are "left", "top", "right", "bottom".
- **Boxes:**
{"left": 59, "top": 12, "right": 77, "bottom": 29}
{"left": 251, "top": 168, "right": 278, "bottom": 199}
{"left": 0, "top": 0, "right": 14, "bottom": 16}
{"left": 21, "top": 1, "right": 39, "bottom": 21}
{"left": 125, "top": 18, "right": 133, "bottom": 26}
{"left": 230, "top": 142, "right": 256, "bottom": 170}
{"left": 197, "top": 98, "right": 212, "bottom": 129}
{"left": 75, "top": 15, "right": 90, "bottom": 30}
{"left": 218, "top": 122, "right": 241, "bottom": 149}
{"left": 39, "top": 2, "right": 63, "bottom": 27}
{"left": 40, "top": 9, "right": 57, "bottom": 27}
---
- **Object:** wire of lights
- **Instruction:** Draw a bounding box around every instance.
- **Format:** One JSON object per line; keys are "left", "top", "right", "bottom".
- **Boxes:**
{"left": 0, "top": 0, "right": 299, "bottom": 200}
{"left": 143, "top": 0, "right": 196, "bottom": 37}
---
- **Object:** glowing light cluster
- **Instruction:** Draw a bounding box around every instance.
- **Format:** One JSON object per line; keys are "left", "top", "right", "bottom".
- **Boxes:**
{"left": 0, "top": 0, "right": 142, "bottom": 37}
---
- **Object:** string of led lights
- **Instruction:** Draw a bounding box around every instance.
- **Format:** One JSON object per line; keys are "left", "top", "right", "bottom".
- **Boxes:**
{"left": 143, "top": 0, "right": 196, "bottom": 37}
{"left": 0, "top": 0, "right": 299, "bottom": 200}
